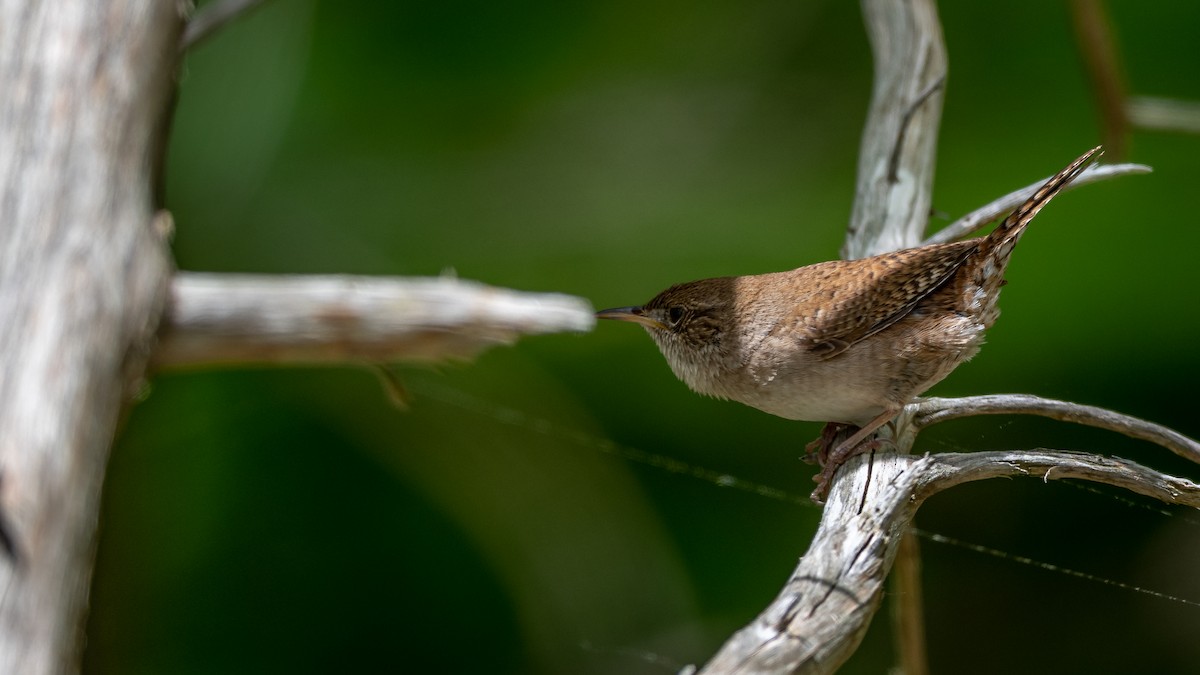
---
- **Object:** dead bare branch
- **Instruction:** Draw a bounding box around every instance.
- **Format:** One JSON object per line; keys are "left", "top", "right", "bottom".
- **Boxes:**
{"left": 917, "top": 449, "right": 1200, "bottom": 507}
{"left": 913, "top": 394, "right": 1200, "bottom": 466}
{"left": 695, "top": 443, "right": 1200, "bottom": 675}
{"left": 842, "top": 0, "right": 946, "bottom": 259}
{"left": 153, "top": 273, "right": 595, "bottom": 370}
{"left": 0, "top": 3, "right": 182, "bottom": 672}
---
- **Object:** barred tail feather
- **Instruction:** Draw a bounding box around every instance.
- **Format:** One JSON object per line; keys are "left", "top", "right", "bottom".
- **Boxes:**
{"left": 968, "top": 146, "right": 1101, "bottom": 329}
{"left": 982, "top": 145, "right": 1102, "bottom": 265}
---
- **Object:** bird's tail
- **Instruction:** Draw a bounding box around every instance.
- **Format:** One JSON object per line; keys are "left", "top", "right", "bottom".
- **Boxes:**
{"left": 964, "top": 146, "right": 1101, "bottom": 330}
{"left": 980, "top": 145, "right": 1102, "bottom": 268}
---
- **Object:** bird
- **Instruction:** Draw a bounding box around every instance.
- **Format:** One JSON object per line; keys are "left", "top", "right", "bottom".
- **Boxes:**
{"left": 596, "top": 147, "right": 1100, "bottom": 500}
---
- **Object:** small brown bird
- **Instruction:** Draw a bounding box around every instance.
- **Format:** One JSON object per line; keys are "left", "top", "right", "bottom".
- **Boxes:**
{"left": 598, "top": 147, "right": 1100, "bottom": 499}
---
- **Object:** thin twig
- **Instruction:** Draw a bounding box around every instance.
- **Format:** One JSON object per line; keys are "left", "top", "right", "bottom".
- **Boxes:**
{"left": 1127, "top": 96, "right": 1200, "bottom": 135}
{"left": 922, "top": 162, "right": 1151, "bottom": 246}
{"left": 892, "top": 530, "right": 928, "bottom": 675}
{"left": 1068, "top": 0, "right": 1129, "bottom": 160}
{"left": 182, "top": 0, "right": 273, "bottom": 51}
{"left": 913, "top": 394, "right": 1200, "bottom": 466}
{"left": 919, "top": 449, "right": 1200, "bottom": 507}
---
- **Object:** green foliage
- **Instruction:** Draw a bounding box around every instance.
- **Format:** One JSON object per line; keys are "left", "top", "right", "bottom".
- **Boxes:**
{"left": 88, "top": 1, "right": 1200, "bottom": 672}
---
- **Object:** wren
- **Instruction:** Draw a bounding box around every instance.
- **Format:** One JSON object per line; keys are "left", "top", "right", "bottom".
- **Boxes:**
{"left": 597, "top": 147, "right": 1100, "bottom": 500}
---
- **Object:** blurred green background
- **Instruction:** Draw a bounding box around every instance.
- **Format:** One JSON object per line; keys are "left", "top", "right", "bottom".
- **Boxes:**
{"left": 85, "top": 1, "right": 1200, "bottom": 673}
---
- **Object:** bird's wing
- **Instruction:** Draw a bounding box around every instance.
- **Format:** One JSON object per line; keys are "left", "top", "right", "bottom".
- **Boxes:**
{"left": 799, "top": 240, "right": 979, "bottom": 359}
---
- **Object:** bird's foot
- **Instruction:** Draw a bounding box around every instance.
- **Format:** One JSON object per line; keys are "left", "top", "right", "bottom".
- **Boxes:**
{"left": 806, "top": 410, "right": 899, "bottom": 503}
{"left": 803, "top": 422, "right": 853, "bottom": 466}
{"left": 809, "top": 435, "right": 886, "bottom": 503}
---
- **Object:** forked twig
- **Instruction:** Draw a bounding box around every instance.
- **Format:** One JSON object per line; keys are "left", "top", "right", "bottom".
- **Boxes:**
{"left": 697, "top": 0, "right": 1176, "bottom": 671}
{"left": 695, "top": 443, "right": 1200, "bottom": 675}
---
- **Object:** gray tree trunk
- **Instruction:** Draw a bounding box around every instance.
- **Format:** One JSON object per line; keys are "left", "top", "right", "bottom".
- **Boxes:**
{"left": 0, "top": 2, "right": 182, "bottom": 672}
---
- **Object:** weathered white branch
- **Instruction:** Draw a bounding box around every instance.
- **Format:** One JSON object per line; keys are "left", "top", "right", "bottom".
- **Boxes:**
{"left": 696, "top": 443, "right": 1200, "bottom": 675}
{"left": 843, "top": 0, "right": 946, "bottom": 259}
{"left": 914, "top": 394, "right": 1200, "bottom": 465}
{"left": 922, "top": 162, "right": 1152, "bottom": 246}
{"left": 917, "top": 449, "right": 1200, "bottom": 506}
{"left": 696, "top": 454, "right": 922, "bottom": 675}
{"left": 153, "top": 273, "right": 595, "bottom": 369}
{"left": 0, "top": 2, "right": 181, "bottom": 672}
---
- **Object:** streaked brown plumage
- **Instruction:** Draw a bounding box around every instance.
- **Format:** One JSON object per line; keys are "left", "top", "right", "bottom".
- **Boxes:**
{"left": 598, "top": 147, "right": 1100, "bottom": 496}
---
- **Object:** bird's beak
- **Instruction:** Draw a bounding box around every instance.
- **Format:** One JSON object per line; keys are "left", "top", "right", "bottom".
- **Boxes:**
{"left": 596, "top": 306, "right": 666, "bottom": 330}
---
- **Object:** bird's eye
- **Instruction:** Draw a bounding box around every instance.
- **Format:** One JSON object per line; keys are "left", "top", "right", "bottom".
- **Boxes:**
{"left": 667, "top": 306, "right": 685, "bottom": 325}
